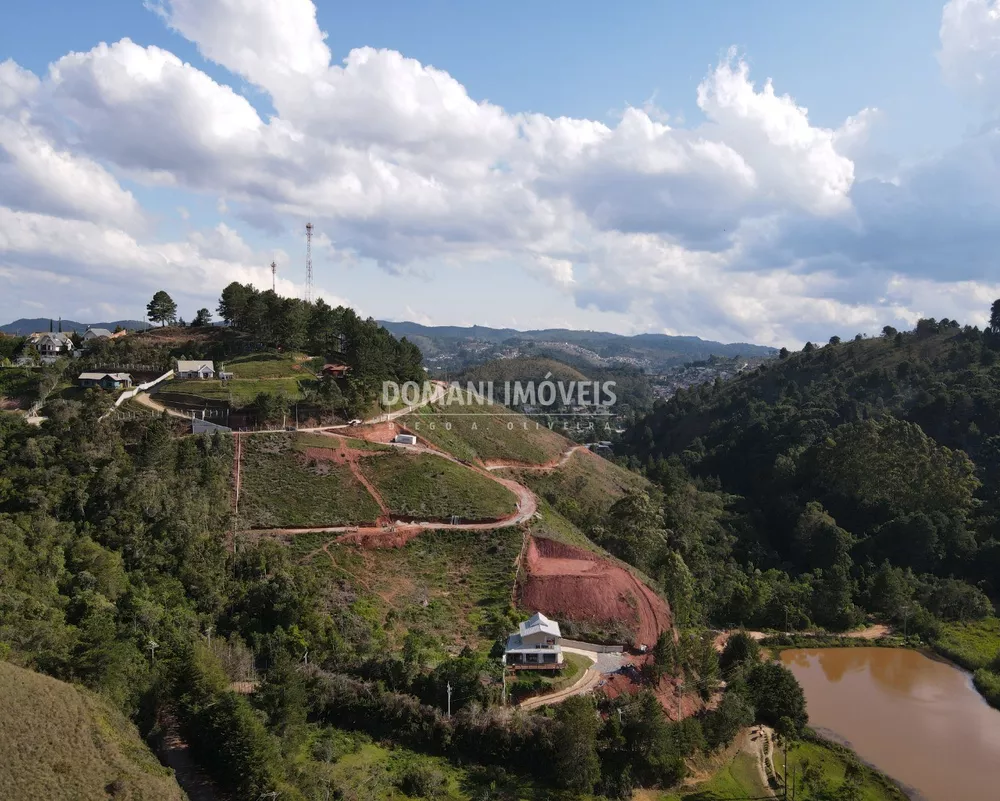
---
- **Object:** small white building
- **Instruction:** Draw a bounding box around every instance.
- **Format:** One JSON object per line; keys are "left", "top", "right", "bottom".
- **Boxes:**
{"left": 394, "top": 433, "right": 418, "bottom": 446}
{"left": 504, "top": 612, "right": 564, "bottom": 670}
{"left": 176, "top": 360, "right": 216, "bottom": 380}
{"left": 83, "top": 328, "right": 113, "bottom": 341}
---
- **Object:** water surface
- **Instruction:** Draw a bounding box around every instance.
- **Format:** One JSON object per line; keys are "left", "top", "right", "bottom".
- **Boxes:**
{"left": 781, "top": 647, "right": 1000, "bottom": 801}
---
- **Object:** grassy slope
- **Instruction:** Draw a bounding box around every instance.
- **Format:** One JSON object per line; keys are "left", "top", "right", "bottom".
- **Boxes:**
{"left": 0, "top": 661, "right": 185, "bottom": 801}
{"left": 225, "top": 351, "right": 315, "bottom": 379}
{"left": 657, "top": 733, "right": 904, "bottom": 801}
{"left": 509, "top": 450, "right": 650, "bottom": 518}
{"left": 292, "top": 528, "right": 521, "bottom": 653}
{"left": 412, "top": 399, "right": 571, "bottom": 465}
{"left": 932, "top": 617, "right": 1000, "bottom": 707}
{"left": 239, "top": 433, "right": 381, "bottom": 528}
{"left": 163, "top": 376, "right": 307, "bottom": 404}
{"left": 361, "top": 451, "right": 517, "bottom": 521}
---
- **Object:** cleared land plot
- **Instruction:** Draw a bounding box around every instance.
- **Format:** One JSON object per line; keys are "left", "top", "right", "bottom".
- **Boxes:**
{"left": 156, "top": 374, "right": 313, "bottom": 407}
{"left": 225, "top": 351, "right": 317, "bottom": 379}
{"left": 0, "top": 661, "right": 185, "bottom": 801}
{"left": 412, "top": 400, "right": 570, "bottom": 465}
{"left": 238, "top": 433, "right": 381, "bottom": 527}
{"left": 296, "top": 527, "right": 521, "bottom": 653}
{"left": 360, "top": 451, "right": 518, "bottom": 521}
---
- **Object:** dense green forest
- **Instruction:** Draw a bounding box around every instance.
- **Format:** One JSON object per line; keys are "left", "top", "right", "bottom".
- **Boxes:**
{"left": 618, "top": 312, "right": 1000, "bottom": 642}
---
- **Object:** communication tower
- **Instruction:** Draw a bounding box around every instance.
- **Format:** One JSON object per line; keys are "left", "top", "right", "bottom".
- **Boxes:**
{"left": 305, "top": 222, "right": 314, "bottom": 303}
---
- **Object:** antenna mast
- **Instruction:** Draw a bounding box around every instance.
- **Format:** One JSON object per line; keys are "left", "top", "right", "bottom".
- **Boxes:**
{"left": 305, "top": 222, "right": 314, "bottom": 303}
{"left": 271, "top": 260, "right": 277, "bottom": 293}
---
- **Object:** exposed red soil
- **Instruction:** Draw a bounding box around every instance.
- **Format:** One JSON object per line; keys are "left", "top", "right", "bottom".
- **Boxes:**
{"left": 341, "top": 421, "right": 401, "bottom": 444}
{"left": 599, "top": 666, "right": 710, "bottom": 721}
{"left": 336, "top": 525, "right": 423, "bottom": 548}
{"left": 519, "top": 536, "right": 672, "bottom": 647}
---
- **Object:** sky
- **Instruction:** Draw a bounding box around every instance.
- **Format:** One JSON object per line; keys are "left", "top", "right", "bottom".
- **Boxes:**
{"left": 1, "top": 0, "right": 999, "bottom": 347}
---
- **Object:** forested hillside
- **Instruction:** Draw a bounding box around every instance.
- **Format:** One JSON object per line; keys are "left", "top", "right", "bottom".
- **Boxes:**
{"left": 620, "top": 313, "right": 1000, "bottom": 637}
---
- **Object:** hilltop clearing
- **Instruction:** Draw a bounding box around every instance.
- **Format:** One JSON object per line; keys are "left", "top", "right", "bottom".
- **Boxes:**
{"left": 0, "top": 661, "right": 186, "bottom": 801}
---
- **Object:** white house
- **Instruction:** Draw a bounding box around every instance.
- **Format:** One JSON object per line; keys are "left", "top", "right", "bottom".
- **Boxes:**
{"left": 83, "top": 327, "right": 113, "bottom": 341}
{"left": 176, "top": 360, "right": 216, "bottom": 379}
{"left": 503, "top": 612, "right": 564, "bottom": 670}
{"left": 394, "top": 434, "right": 418, "bottom": 446}
{"left": 28, "top": 332, "right": 73, "bottom": 358}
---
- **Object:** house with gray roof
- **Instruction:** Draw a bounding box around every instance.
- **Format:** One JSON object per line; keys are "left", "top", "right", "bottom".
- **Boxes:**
{"left": 503, "top": 612, "right": 564, "bottom": 670}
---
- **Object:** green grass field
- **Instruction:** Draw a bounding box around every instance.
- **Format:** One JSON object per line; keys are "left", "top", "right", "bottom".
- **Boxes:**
{"left": 238, "top": 433, "right": 381, "bottom": 528}
{"left": 224, "top": 351, "right": 316, "bottom": 379}
{"left": 0, "top": 661, "right": 185, "bottom": 801}
{"left": 411, "top": 398, "right": 571, "bottom": 465}
{"left": 294, "top": 527, "right": 521, "bottom": 653}
{"left": 361, "top": 451, "right": 518, "bottom": 521}
{"left": 932, "top": 617, "right": 1000, "bottom": 709}
{"left": 933, "top": 617, "right": 1000, "bottom": 670}
{"left": 165, "top": 376, "right": 309, "bottom": 404}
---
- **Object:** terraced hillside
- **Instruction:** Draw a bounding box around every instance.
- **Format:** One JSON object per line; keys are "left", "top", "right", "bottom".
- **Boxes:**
{"left": 0, "top": 661, "right": 185, "bottom": 801}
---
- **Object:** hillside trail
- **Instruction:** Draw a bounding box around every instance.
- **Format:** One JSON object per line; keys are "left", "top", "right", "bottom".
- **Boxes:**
{"left": 483, "top": 444, "right": 588, "bottom": 472}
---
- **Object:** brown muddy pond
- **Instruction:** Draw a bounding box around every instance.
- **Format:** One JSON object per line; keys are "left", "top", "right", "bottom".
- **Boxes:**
{"left": 781, "top": 648, "right": 1000, "bottom": 801}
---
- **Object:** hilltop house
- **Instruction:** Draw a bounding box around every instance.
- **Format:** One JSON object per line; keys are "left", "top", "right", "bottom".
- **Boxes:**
{"left": 28, "top": 332, "right": 73, "bottom": 358}
{"left": 503, "top": 612, "right": 564, "bottom": 670}
{"left": 83, "top": 328, "right": 113, "bottom": 341}
{"left": 176, "top": 360, "right": 215, "bottom": 379}
{"left": 78, "top": 372, "right": 133, "bottom": 390}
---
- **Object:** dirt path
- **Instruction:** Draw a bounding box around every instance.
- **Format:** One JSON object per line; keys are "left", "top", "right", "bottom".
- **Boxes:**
{"left": 131, "top": 390, "right": 190, "bottom": 419}
{"left": 155, "top": 712, "right": 220, "bottom": 801}
{"left": 483, "top": 445, "right": 588, "bottom": 472}
{"left": 519, "top": 653, "right": 601, "bottom": 711}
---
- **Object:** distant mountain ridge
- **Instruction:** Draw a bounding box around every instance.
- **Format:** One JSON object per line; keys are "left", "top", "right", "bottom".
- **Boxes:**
{"left": 378, "top": 320, "right": 771, "bottom": 351}
{"left": 377, "top": 320, "right": 775, "bottom": 373}
{"left": 1, "top": 317, "right": 149, "bottom": 335}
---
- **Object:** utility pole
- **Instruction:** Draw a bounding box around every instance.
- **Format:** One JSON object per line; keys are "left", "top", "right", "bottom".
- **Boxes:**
{"left": 447, "top": 682, "right": 452, "bottom": 719}
{"left": 205, "top": 625, "right": 213, "bottom": 648}
{"left": 783, "top": 735, "right": 788, "bottom": 799}
{"left": 676, "top": 680, "right": 684, "bottom": 722}
{"left": 500, "top": 662, "right": 507, "bottom": 706}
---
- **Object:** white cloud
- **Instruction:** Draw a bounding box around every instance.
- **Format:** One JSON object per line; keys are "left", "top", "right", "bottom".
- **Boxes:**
{"left": 1, "top": 0, "right": 999, "bottom": 347}
{"left": 939, "top": 0, "right": 1000, "bottom": 107}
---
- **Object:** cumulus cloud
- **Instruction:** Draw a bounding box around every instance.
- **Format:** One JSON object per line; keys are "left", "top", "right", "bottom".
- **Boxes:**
{"left": 2, "top": 0, "right": 1000, "bottom": 345}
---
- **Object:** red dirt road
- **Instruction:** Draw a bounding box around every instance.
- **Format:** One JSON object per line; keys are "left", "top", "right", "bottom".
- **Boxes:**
{"left": 519, "top": 537, "right": 672, "bottom": 647}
